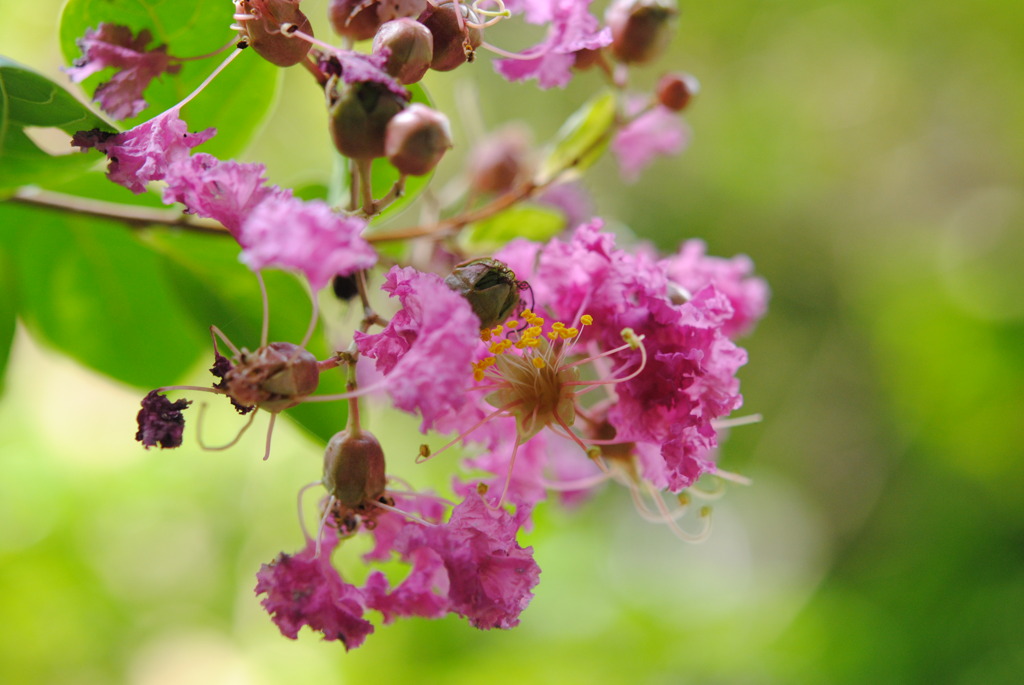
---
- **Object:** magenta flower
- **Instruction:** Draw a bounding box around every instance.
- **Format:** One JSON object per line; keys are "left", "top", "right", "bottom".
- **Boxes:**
{"left": 494, "top": 0, "right": 612, "bottom": 89}
{"left": 494, "top": 220, "right": 757, "bottom": 492}
{"left": 663, "top": 239, "right": 770, "bottom": 338}
{"left": 368, "top": 490, "right": 541, "bottom": 629}
{"left": 64, "top": 23, "right": 181, "bottom": 120}
{"left": 354, "top": 266, "right": 482, "bottom": 432}
{"left": 255, "top": 527, "right": 375, "bottom": 649}
{"left": 73, "top": 108, "right": 214, "bottom": 193}
{"left": 237, "top": 195, "right": 377, "bottom": 291}
{"left": 163, "top": 154, "right": 290, "bottom": 236}
{"left": 611, "top": 103, "right": 689, "bottom": 182}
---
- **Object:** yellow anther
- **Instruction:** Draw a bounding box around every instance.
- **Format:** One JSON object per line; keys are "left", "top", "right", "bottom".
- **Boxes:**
{"left": 532, "top": 357, "right": 546, "bottom": 369}
{"left": 552, "top": 321, "right": 565, "bottom": 330}
{"left": 474, "top": 369, "right": 485, "bottom": 381}
{"left": 524, "top": 338, "right": 540, "bottom": 347}
{"left": 581, "top": 314, "right": 593, "bottom": 325}
{"left": 526, "top": 326, "right": 542, "bottom": 337}
{"left": 522, "top": 309, "right": 534, "bottom": 318}
{"left": 505, "top": 320, "right": 519, "bottom": 328}
{"left": 491, "top": 325, "right": 504, "bottom": 336}
{"left": 564, "top": 328, "right": 579, "bottom": 338}
{"left": 480, "top": 329, "right": 492, "bottom": 342}
{"left": 547, "top": 331, "right": 559, "bottom": 340}
{"left": 621, "top": 327, "right": 644, "bottom": 350}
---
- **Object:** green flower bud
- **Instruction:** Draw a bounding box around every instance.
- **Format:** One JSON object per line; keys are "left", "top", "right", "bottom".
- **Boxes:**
{"left": 327, "top": 77, "right": 406, "bottom": 160}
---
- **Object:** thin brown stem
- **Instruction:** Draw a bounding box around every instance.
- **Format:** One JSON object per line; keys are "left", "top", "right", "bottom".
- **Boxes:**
{"left": 10, "top": 187, "right": 227, "bottom": 234}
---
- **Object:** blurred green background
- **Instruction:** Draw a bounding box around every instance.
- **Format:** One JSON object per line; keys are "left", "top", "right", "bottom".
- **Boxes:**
{"left": 2, "top": 0, "right": 1023, "bottom": 683}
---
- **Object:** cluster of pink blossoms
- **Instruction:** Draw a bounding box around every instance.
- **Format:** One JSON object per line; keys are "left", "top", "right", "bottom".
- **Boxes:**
{"left": 64, "top": 0, "right": 764, "bottom": 650}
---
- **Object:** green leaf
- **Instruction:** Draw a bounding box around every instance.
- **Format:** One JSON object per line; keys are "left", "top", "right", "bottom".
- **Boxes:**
{"left": 461, "top": 204, "right": 566, "bottom": 252}
{"left": 0, "top": 57, "right": 108, "bottom": 192}
{"left": 0, "top": 242, "right": 16, "bottom": 395}
{"left": 536, "top": 90, "right": 616, "bottom": 185}
{"left": 0, "top": 200, "right": 207, "bottom": 388}
{"left": 59, "top": 0, "right": 280, "bottom": 158}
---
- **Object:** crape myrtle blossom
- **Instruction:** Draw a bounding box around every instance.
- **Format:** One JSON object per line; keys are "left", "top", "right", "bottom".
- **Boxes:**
{"left": 494, "top": 0, "right": 613, "bottom": 89}
{"left": 611, "top": 100, "right": 690, "bottom": 182}
{"left": 64, "top": 22, "right": 181, "bottom": 119}
{"left": 256, "top": 490, "right": 540, "bottom": 645}
{"left": 354, "top": 266, "right": 484, "bottom": 432}
{"left": 162, "top": 153, "right": 290, "bottom": 236}
{"left": 665, "top": 239, "right": 770, "bottom": 338}
{"left": 72, "top": 107, "right": 214, "bottom": 193}
{"left": 75, "top": 110, "right": 378, "bottom": 289}
{"left": 237, "top": 195, "right": 377, "bottom": 291}
{"left": 494, "top": 219, "right": 765, "bottom": 493}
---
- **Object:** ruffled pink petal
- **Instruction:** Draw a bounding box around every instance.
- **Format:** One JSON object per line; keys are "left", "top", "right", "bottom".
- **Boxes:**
{"left": 611, "top": 104, "right": 689, "bottom": 182}
{"left": 254, "top": 528, "right": 375, "bottom": 649}
{"left": 64, "top": 23, "right": 180, "bottom": 120}
{"left": 237, "top": 195, "right": 377, "bottom": 290}
{"left": 74, "top": 108, "right": 214, "bottom": 194}
{"left": 354, "top": 267, "right": 482, "bottom": 432}
{"left": 163, "top": 154, "right": 290, "bottom": 236}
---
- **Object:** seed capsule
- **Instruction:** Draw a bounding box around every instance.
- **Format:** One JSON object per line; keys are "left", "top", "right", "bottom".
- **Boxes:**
{"left": 384, "top": 104, "right": 453, "bottom": 176}
{"left": 327, "top": 77, "right": 406, "bottom": 160}
{"left": 656, "top": 72, "right": 699, "bottom": 111}
{"left": 322, "top": 429, "right": 387, "bottom": 510}
{"left": 373, "top": 18, "right": 434, "bottom": 84}
{"left": 235, "top": 0, "right": 313, "bottom": 67}
{"left": 606, "top": 0, "right": 678, "bottom": 65}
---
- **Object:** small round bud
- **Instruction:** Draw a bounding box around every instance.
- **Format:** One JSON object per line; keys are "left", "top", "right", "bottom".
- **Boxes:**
{"left": 322, "top": 429, "right": 387, "bottom": 509}
{"left": 328, "top": 78, "right": 406, "bottom": 160}
{"left": 467, "top": 126, "right": 532, "bottom": 194}
{"left": 372, "top": 18, "right": 434, "bottom": 84}
{"left": 236, "top": 0, "right": 313, "bottom": 67}
{"left": 420, "top": 1, "right": 483, "bottom": 72}
{"left": 656, "top": 72, "right": 699, "bottom": 111}
{"left": 606, "top": 0, "right": 678, "bottom": 65}
{"left": 329, "top": 0, "right": 383, "bottom": 41}
{"left": 384, "top": 104, "right": 452, "bottom": 176}
{"left": 444, "top": 258, "right": 524, "bottom": 329}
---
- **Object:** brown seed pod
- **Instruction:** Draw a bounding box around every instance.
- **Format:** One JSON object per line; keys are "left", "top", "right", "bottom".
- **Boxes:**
{"left": 222, "top": 342, "right": 320, "bottom": 413}
{"left": 322, "top": 429, "right": 387, "bottom": 511}
{"left": 234, "top": 0, "right": 313, "bottom": 67}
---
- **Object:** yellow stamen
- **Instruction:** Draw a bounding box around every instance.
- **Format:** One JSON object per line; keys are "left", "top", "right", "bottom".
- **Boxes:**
{"left": 581, "top": 314, "right": 593, "bottom": 325}
{"left": 532, "top": 357, "right": 546, "bottom": 369}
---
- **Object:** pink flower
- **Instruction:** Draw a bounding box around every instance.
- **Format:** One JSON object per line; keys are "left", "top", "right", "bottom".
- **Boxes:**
{"left": 237, "top": 195, "right": 378, "bottom": 291}
{"left": 369, "top": 490, "right": 541, "bottom": 629}
{"left": 354, "top": 267, "right": 482, "bottom": 432}
{"left": 64, "top": 23, "right": 180, "bottom": 120}
{"left": 494, "top": 0, "right": 612, "bottom": 89}
{"left": 73, "top": 108, "right": 214, "bottom": 193}
{"left": 495, "top": 220, "right": 755, "bottom": 491}
{"left": 255, "top": 527, "right": 375, "bottom": 649}
{"left": 663, "top": 240, "right": 770, "bottom": 338}
{"left": 611, "top": 104, "right": 689, "bottom": 182}
{"left": 163, "top": 154, "right": 290, "bottom": 236}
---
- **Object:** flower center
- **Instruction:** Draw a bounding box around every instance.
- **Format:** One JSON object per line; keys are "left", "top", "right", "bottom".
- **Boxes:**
{"left": 473, "top": 310, "right": 592, "bottom": 440}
